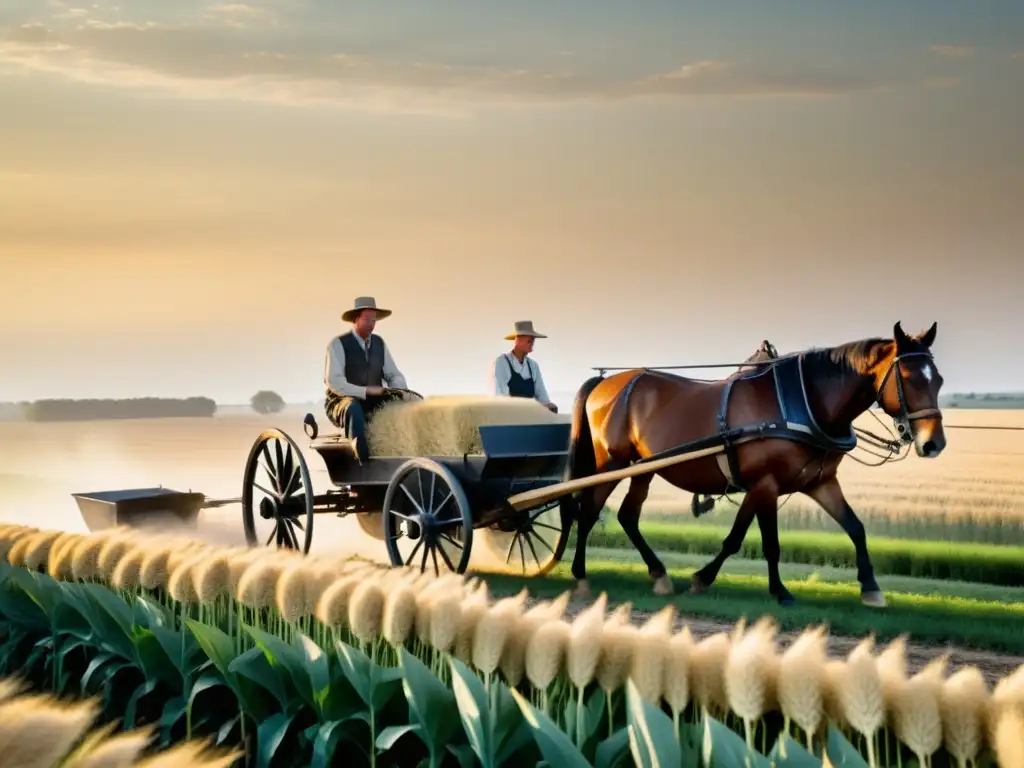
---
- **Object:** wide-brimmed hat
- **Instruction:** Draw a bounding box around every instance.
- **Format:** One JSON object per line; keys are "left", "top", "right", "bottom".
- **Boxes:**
{"left": 342, "top": 296, "right": 392, "bottom": 323}
{"left": 504, "top": 320, "right": 547, "bottom": 341}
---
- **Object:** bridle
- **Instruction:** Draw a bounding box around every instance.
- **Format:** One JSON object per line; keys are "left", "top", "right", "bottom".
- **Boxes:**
{"left": 874, "top": 350, "right": 943, "bottom": 444}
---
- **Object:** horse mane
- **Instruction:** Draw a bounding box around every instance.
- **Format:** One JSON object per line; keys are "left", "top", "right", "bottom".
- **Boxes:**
{"left": 800, "top": 337, "right": 894, "bottom": 385}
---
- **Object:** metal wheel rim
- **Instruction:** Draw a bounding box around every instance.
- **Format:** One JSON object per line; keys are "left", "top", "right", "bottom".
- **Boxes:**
{"left": 382, "top": 459, "right": 472, "bottom": 576}
{"left": 241, "top": 429, "right": 314, "bottom": 554}
{"left": 478, "top": 500, "right": 568, "bottom": 576}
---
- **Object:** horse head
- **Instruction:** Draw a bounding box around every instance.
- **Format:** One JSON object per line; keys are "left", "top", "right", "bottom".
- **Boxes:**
{"left": 876, "top": 321, "right": 945, "bottom": 458}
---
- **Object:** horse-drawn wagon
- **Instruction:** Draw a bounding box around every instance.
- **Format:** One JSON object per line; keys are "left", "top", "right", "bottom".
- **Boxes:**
{"left": 70, "top": 321, "right": 948, "bottom": 603}
{"left": 72, "top": 394, "right": 581, "bottom": 578}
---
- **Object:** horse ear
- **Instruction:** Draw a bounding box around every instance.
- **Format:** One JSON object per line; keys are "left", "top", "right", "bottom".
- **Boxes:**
{"left": 893, "top": 321, "right": 909, "bottom": 349}
{"left": 918, "top": 321, "right": 938, "bottom": 348}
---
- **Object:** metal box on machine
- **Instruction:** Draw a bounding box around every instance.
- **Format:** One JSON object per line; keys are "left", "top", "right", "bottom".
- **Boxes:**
{"left": 71, "top": 487, "right": 205, "bottom": 532}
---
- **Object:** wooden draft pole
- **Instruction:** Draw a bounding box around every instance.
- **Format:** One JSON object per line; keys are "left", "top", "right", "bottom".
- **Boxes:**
{"left": 504, "top": 436, "right": 759, "bottom": 512}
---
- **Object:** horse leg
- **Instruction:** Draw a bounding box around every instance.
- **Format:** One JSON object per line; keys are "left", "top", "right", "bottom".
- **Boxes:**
{"left": 754, "top": 490, "right": 794, "bottom": 605}
{"left": 691, "top": 476, "right": 779, "bottom": 598}
{"left": 803, "top": 478, "right": 885, "bottom": 607}
{"left": 615, "top": 474, "right": 673, "bottom": 596}
{"left": 570, "top": 471, "right": 622, "bottom": 600}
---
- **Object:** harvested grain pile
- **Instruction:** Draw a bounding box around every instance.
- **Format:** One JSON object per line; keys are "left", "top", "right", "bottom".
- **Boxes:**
{"left": 366, "top": 395, "right": 569, "bottom": 457}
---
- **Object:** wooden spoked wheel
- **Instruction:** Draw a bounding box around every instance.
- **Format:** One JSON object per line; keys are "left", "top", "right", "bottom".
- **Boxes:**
{"left": 242, "top": 429, "right": 314, "bottom": 554}
{"left": 478, "top": 499, "right": 570, "bottom": 577}
{"left": 382, "top": 458, "right": 473, "bottom": 576}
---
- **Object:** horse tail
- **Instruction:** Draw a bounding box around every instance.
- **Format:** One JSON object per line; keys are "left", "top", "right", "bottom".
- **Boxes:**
{"left": 559, "top": 375, "right": 604, "bottom": 523}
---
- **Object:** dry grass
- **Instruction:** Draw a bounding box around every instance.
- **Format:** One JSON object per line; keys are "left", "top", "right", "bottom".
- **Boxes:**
{"left": 365, "top": 395, "right": 568, "bottom": 457}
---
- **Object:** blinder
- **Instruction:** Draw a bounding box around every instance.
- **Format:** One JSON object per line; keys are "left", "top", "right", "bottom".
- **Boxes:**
{"left": 875, "top": 350, "right": 942, "bottom": 444}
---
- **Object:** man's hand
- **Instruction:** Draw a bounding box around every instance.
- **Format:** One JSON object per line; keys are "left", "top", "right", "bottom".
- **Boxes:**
{"left": 545, "top": 402, "right": 559, "bottom": 413}
{"left": 365, "top": 386, "right": 384, "bottom": 397}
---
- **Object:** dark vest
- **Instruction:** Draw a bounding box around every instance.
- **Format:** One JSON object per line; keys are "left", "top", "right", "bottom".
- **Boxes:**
{"left": 505, "top": 354, "right": 536, "bottom": 399}
{"left": 339, "top": 331, "right": 385, "bottom": 388}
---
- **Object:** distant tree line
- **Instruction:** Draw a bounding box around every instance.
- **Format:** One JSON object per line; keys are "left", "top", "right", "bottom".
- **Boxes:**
{"left": 21, "top": 397, "right": 218, "bottom": 421}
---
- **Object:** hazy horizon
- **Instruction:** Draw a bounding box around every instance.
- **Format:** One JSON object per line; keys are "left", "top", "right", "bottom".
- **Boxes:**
{"left": 2, "top": 0, "right": 1022, "bottom": 404}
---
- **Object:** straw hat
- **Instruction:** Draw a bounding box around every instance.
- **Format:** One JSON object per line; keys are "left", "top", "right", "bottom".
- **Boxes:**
{"left": 342, "top": 296, "right": 392, "bottom": 323}
{"left": 504, "top": 320, "right": 548, "bottom": 341}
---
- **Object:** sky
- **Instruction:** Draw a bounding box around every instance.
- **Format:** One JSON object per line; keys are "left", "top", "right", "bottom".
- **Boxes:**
{"left": 1, "top": 0, "right": 1022, "bottom": 404}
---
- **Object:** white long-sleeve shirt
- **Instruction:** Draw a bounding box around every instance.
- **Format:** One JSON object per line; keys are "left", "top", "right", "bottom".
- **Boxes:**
{"left": 324, "top": 333, "right": 408, "bottom": 399}
{"left": 490, "top": 353, "right": 552, "bottom": 405}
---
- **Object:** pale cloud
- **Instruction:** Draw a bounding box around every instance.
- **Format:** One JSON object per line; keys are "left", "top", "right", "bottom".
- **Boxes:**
{"left": 0, "top": 19, "right": 898, "bottom": 115}
{"left": 1011, "top": 51, "right": 1024, "bottom": 60}
{"left": 929, "top": 44, "right": 973, "bottom": 58}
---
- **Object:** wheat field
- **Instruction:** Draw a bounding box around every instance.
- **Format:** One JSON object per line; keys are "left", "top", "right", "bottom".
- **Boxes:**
{"left": 1, "top": 406, "right": 1022, "bottom": 549}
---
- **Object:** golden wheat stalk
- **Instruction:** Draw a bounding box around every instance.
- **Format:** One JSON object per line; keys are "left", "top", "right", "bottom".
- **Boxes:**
{"left": 629, "top": 605, "right": 676, "bottom": 706}
{"left": 777, "top": 624, "right": 829, "bottom": 748}
{"left": 691, "top": 631, "right": 732, "bottom": 718}
{"left": 725, "top": 616, "right": 780, "bottom": 751}
{"left": 893, "top": 654, "right": 947, "bottom": 768}
{"left": 836, "top": 637, "right": 885, "bottom": 768}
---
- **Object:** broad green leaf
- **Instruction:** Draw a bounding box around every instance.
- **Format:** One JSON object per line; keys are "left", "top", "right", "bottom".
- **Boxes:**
{"left": 509, "top": 687, "right": 594, "bottom": 768}
{"left": 80, "top": 582, "right": 136, "bottom": 660}
{"left": 245, "top": 623, "right": 316, "bottom": 711}
{"left": 230, "top": 645, "right": 295, "bottom": 714}
{"left": 132, "top": 594, "right": 172, "bottom": 629}
{"left": 295, "top": 632, "right": 332, "bottom": 713}
{"left": 625, "top": 678, "right": 682, "bottom": 768}
{"left": 399, "top": 647, "right": 460, "bottom": 762}
{"left": 310, "top": 716, "right": 370, "bottom": 768}
{"left": 702, "top": 716, "right": 771, "bottom": 768}
{"left": 449, "top": 656, "right": 495, "bottom": 768}
{"left": 151, "top": 624, "right": 202, "bottom": 684}
{"left": 187, "top": 671, "right": 228, "bottom": 716}
{"left": 825, "top": 726, "right": 870, "bottom": 767}
{"left": 123, "top": 678, "right": 160, "bottom": 729}
{"left": 447, "top": 743, "right": 479, "bottom": 768}
{"left": 11, "top": 569, "right": 62, "bottom": 620}
{"left": 0, "top": 578, "right": 51, "bottom": 632}
{"left": 493, "top": 684, "right": 534, "bottom": 766}
{"left": 319, "top": 670, "right": 365, "bottom": 722}
{"left": 594, "top": 729, "right": 631, "bottom": 768}
{"left": 132, "top": 628, "right": 182, "bottom": 692}
{"left": 52, "top": 598, "right": 92, "bottom": 641}
{"left": 376, "top": 723, "right": 421, "bottom": 751}
{"left": 311, "top": 716, "right": 376, "bottom": 768}
{"left": 80, "top": 652, "right": 123, "bottom": 695}
{"left": 768, "top": 734, "right": 822, "bottom": 767}
{"left": 216, "top": 713, "right": 242, "bottom": 746}
{"left": 678, "top": 722, "right": 702, "bottom": 767}
{"left": 564, "top": 686, "right": 607, "bottom": 757}
{"left": 256, "top": 711, "right": 295, "bottom": 768}
{"left": 157, "top": 695, "right": 188, "bottom": 745}
{"left": 185, "top": 618, "right": 237, "bottom": 682}
{"left": 334, "top": 640, "right": 403, "bottom": 712}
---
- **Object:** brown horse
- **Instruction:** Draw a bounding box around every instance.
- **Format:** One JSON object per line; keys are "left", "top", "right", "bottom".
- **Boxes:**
{"left": 560, "top": 322, "right": 944, "bottom": 607}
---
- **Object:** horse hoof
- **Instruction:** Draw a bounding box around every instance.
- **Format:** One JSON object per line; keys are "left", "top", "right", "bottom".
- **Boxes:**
{"left": 689, "top": 574, "right": 707, "bottom": 595}
{"left": 774, "top": 590, "right": 796, "bottom": 607}
{"left": 653, "top": 574, "right": 675, "bottom": 596}
{"left": 573, "top": 580, "right": 591, "bottom": 600}
{"left": 861, "top": 590, "right": 887, "bottom": 608}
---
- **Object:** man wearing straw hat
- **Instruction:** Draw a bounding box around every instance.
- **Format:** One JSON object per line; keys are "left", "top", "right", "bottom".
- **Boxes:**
{"left": 323, "top": 296, "right": 409, "bottom": 461}
{"left": 491, "top": 320, "right": 558, "bottom": 413}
